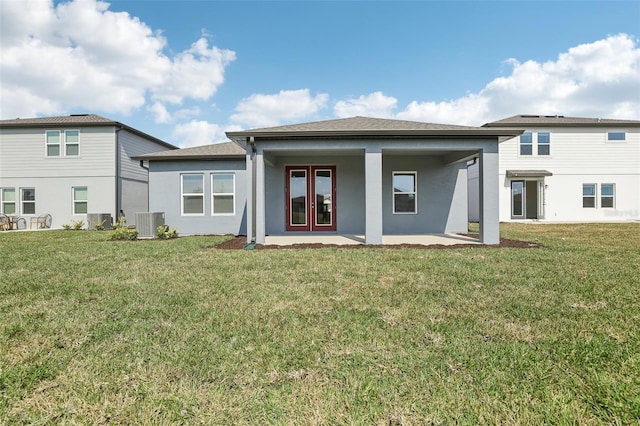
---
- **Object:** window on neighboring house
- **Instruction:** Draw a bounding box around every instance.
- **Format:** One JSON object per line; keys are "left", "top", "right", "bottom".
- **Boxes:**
{"left": 607, "top": 132, "right": 625, "bottom": 141}
{"left": 393, "top": 172, "right": 417, "bottom": 214}
{"left": 537, "top": 132, "right": 550, "bottom": 155}
{"left": 601, "top": 184, "right": 615, "bottom": 208}
{"left": 519, "top": 132, "right": 532, "bottom": 155}
{"left": 212, "top": 173, "right": 235, "bottom": 215}
{"left": 21, "top": 188, "right": 36, "bottom": 214}
{"left": 1, "top": 188, "right": 16, "bottom": 214}
{"left": 65, "top": 130, "right": 80, "bottom": 156}
{"left": 182, "top": 174, "right": 204, "bottom": 215}
{"left": 46, "top": 130, "right": 61, "bottom": 156}
{"left": 73, "top": 187, "right": 88, "bottom": 214}
{"left": 582, "top": 184, "right": 596, "bottom": 208}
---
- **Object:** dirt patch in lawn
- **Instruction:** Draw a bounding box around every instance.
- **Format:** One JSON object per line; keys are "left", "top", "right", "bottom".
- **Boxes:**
{"left": 214, "top": 236, "right": 540, "bottom": 250}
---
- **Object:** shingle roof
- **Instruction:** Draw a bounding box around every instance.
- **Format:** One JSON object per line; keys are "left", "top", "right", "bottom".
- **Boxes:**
{"left": 0, "top": 114, "right": 114, "bottom": 126}
{"left": 246, "top": 116, "right": 481, "bottom": 132}
{"left": 484, "top": 114, "right": 640, "bottom": 127}
{"left": 133, "top": 141, "right": 245, "bottom": 161}
{"left": 226, "top": 116, "right": 522, "bottom": 143}
{"left": 0, "top": 114, "right": 177, "bottom": 149}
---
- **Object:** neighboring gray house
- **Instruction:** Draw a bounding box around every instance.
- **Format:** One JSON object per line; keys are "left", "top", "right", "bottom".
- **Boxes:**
{"left": 0, "top": 114, "right": 176, "bottom": 228}
{"left": 137, "top": 116, "right": 521, "bottom": 244}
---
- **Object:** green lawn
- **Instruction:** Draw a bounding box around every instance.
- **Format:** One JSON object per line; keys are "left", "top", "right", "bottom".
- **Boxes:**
{"left": 1, "top": 223, "right": 639, "bottom": 424}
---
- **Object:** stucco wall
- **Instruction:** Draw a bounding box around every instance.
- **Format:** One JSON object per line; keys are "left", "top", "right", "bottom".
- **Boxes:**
{"left": 148, "top": 159, "right": 247, "bottom": 235}
{"left": 264, "top": 155, "right": 366, "bottom": 235}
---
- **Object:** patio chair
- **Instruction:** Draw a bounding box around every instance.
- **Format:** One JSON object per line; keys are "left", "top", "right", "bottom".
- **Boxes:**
{"left": 0, "top": 214, "right": 9, "bottom": 231}
{"left": 30, "top": 213, "right": 52, "bottom": 229}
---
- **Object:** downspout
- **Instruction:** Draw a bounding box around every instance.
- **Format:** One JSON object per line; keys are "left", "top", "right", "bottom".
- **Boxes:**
{"left": 115, "top": 126, "right": 122, "bottom": 221}
{"left": 139, "top": 160, "right": 150, "bottom": 215}
{"left": 244, "top": 136, "right": 257, "bottom": 249}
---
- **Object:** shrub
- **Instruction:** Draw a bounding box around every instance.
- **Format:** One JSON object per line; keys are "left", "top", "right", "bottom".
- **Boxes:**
{"left": 93, "top": 219, "right": 107, "bottom": 231}
{"left": 157, "top": 225, "right": 179, "bottom": 239}
{"left": 62, "top": 220, "right": 85, "bottom": 230}
{"left": 109, "top": 217, "right": 138, "bottom": 241}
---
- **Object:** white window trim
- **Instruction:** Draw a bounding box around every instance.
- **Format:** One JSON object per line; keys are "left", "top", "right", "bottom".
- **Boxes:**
{"left": 64, "top": 129, "right": 81, "bottom": 156}
{"left": 600, "top": 183, "right": 615, "bottom": 209}
{"left": 21, "top": 187, "right": 36, "bottom": 215}
{"left": 519, "top": 132, "right": 533, "bottom": 156}
{"left": 211, "top": 173, "right": 235, "bottom": 216}
{"left": 72, "top": 186, "right": 88, "bottom": 215}
{"left": 392, "top": 171, "right": 418, "bottom": 215}
{"left": 582, "top": 183, "right": 596, "bottom": 209}
{"left": 45, "top": 130, "right": 61, "bottom": 157}
{"left": 606, "top": 131, "right": 626, "bottom": 142}
{"left": 537, "top": 131, "right": 551, "bottom": 156}
{"left": 45, "top": 129, "right": 81, "bottom": 157}
{"left": 181, "top": 174, "right": 205, "bottom": 216}
{"left": 1, "top": 187, "right": 16, "bottom": 215}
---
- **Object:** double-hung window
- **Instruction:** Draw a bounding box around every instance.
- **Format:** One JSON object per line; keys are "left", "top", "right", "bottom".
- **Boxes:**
{"left": 65, "top": 130, "right": 80, "bottom": 156}
{"left": 1, "top": 188, "right": 16, "bottom": 214}
{"left": 46, "top": 131, "right": 61, "bottom": 156}
{"left": 393, "top": 172, "right": 417, "bottom": 214}
{"left": 212, "top": 173, "right": 235, "bottom": 215}
{"left": 21, "top": 188, "right": 36, "bottom": 214}
{"left": 73, "top": 187, "right": 88, "bottom": 214}
{"left": 46, "top": 130, "right": 80, "bottom": 156}
{"left": 182, "top": 174, "right": 204, "bottom": 215}
{"left": 600, "top": 184, "right": 615, "bottom": 208}
{"left": 519, "top": 132, "right": 533, "bottom": 155}
{"left": 582, "top": 184, "right": 596, "bottom": 208}
{"left": 537, "top": 132, "right": 550, "bottom": 155}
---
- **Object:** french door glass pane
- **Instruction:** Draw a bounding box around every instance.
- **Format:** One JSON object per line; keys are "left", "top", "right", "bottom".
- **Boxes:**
{"left": 290, "top": 171, "right": 306, "bottom": 225}
{"left": 315, "top": 170, "right": 332, "bottom": 225}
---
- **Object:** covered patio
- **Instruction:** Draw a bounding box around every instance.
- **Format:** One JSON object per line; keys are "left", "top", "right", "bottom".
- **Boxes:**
{"left": 226, "top": 117, "right": 522, "bottom": 246}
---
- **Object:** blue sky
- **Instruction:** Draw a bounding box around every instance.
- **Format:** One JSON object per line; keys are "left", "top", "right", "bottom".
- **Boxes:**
{"left": 1, "top": 0, "right": 639, "bottom": 147}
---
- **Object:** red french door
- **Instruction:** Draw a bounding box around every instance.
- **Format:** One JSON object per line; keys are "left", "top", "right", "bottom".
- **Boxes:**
{"left": 285, "top": 166, "right": 336, "bottom": 231}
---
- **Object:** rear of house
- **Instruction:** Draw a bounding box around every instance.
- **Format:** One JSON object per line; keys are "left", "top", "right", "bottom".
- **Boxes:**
{"left": 470, "top": 115, "right": 640, "bottom": 222}
{"left": 136, "top": 116, "right": 521, "bottom": 245}
{"left": 0, "top": 114, "right": 176, "bottom": 228}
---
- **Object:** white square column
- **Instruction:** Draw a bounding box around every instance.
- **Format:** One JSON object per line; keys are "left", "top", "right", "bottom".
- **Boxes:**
{"left": 255, "top": 150, "right": 266, "bottom": 244}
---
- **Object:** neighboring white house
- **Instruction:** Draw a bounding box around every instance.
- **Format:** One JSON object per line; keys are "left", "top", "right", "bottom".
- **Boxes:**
{"left": 469, "top": 115, "right": 640, "bottom": 222}
{"left": 0, "top": 114, "right": 176, "bottom": 228}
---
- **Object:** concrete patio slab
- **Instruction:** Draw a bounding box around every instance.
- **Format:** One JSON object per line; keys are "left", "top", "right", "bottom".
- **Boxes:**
{"left": 264, "top": 234, "right": 480, "bottom": 246}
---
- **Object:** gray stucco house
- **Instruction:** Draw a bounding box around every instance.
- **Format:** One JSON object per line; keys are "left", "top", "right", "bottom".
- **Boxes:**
{"left": 137, "top": 116, "right": 521, "bottom": 244}
{"left": 0, "top": 114, "right": 176, "bottom": 228}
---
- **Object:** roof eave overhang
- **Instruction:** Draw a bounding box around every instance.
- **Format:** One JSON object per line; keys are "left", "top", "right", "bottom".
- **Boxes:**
{"left": 226, "top": 129, "right": 523, "bottom": 143}
{"left": 133, "top": 154, "right": 246, "bottom": 161}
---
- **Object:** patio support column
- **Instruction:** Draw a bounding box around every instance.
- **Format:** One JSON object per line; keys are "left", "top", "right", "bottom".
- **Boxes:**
{"left": 365, "top": 148, "right": 383, "bottom": 244}
{"left": 479, "top": 147, "right": 500, "bottom": 244}
{"left": 245, "top": 151, "right": 254, "bottom": 244}
{"left": 255, "top": 149, "right": 266, "bottom": 244}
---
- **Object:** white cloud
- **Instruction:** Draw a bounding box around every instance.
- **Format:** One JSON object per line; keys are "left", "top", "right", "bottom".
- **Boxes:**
{"left": 333, "top": 92, "right": 397, "bottom": 118}
{"left": 230, "top": 89, "right": 329, "bottom": 128}
{"left": 0, "top": 0, "right": 234, "bottom": 119}
{"left": 148, "top": 102, "right": 172, "bottom": 124}
{"left": 343, "top": 34, "right": 640, "bottom": 125}
{"left": 171, "top": 120, "right": 228, "bottom": 148}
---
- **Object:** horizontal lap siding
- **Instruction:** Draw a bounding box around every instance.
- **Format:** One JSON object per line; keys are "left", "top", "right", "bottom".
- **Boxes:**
{"left": 0, "top": 127, "right": 115, "bottom": 178}
{"left": 498, "top": 128, "right": 640, "bottom": 221}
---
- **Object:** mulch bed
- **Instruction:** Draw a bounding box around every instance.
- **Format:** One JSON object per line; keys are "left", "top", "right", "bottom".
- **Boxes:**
{"left": 214, "top": 236, "right": 540, "bottom": 250}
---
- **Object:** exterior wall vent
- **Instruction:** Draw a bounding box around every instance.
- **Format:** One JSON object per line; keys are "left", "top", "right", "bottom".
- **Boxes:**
{"left": 135, "top": 212, "right": 165, "bottom": 238}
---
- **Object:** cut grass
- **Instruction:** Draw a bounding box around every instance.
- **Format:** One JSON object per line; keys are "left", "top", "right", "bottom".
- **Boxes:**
{"left": 1, "top": 223, "right": 639, "bottom": 424}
